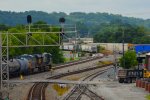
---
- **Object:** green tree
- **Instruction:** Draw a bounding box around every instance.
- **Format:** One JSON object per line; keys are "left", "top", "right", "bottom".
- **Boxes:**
{"left": 0, "top": 24, "right": 10, "bottom": 31}
{"left": 119, "top": 50, "right": 138, "bottom": 69}
{"left": 93, "top": 22, "right": 150, "bottom": 44}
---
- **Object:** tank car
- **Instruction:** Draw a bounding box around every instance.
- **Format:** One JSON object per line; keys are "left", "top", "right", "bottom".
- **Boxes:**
{"left": 8, "top": 59, "right": 20, "bottom": 77}
{"left": 20, "top": 54, "right": 36, "bottom": 73}
{"left": 8, "top": 58, "right": 29, "bottom": 76}
{"left": 5, "top": 52, "right": 52, "bottom": 77}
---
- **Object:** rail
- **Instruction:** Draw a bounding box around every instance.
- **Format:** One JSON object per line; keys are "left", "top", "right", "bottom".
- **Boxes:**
{"left": 26, "top": 55, "right": 111, "bottom": 100}
{"left": 62, "top": 67, "right": 112, "bottom": 100}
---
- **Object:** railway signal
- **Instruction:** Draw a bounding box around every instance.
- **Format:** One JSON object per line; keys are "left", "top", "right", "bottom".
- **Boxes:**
{"left": 59, "top": 17, "right": 66, "bottom": 44}
{"left": 27, "top": 15, "right": 32, "bottom": 24}
{"left": 59, "top": 17, "right": 65, "bottom": 23}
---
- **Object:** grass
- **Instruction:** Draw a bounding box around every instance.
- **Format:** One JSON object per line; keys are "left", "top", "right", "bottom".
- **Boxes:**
{"left": 52, "top": 84, "right": 70, "bottom": 96}
{"left": 145, "top": 95, "right": 150, "bottom": 100}
{"left": 100, "top": 50, "right": 113, "bottom": 55}
{"left": 97, "top": 61, "right": 113, "bottom": 66}
{"left": 64, "top": 57, "right": 80, "bottom": 62}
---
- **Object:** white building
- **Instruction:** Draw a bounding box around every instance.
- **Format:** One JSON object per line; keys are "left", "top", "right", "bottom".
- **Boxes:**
{"left": 69, "top": 38, "right": 93, "bottom": 44}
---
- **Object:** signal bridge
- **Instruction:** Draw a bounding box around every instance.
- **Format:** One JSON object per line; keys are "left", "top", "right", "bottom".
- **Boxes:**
{"left": 0, "top": 23, "right": 77, "bottom": 91}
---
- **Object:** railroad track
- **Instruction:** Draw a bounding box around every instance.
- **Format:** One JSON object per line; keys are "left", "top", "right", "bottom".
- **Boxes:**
{"left": 62, "top": 68, "right": 111, "bottom": 100}
{"left": 27, "top": 83, "right": 48, "bottom": 100}
{"left": 66, "top": 85, "right": 104, "bottom": 100}
{"left": 26, "top": 55, "right": 110, "bottom": 100}
{"left": 53, "top": 56, "right": 104, "bottom": 70}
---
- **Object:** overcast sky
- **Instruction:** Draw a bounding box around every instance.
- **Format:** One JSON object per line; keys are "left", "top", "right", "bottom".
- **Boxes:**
{"left": 0, "top": 0, "right": 150, "bottom": 19}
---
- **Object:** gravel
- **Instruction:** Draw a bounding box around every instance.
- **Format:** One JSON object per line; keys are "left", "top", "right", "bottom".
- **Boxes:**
{"left": 91, "top": 82, "right": 149, "bottom": 100}
{"left": 89, "top": 67, "right": 149, "bottom": 100}
{"left": 8, "top": 55, "right": 111, "bottom": 100}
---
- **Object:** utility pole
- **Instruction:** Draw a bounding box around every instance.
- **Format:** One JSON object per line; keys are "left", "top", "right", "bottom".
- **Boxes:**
{"left": 75, "top": 24, "right": 77, "bottom": 54}
{"left": 122, "top": 27, "right": 125, "bottom": 68}
{"left": 113, "top": 29, "right": 118, "bottom": 80}
{"left": 0, "top": 34, "right": 2, "bottom": 90}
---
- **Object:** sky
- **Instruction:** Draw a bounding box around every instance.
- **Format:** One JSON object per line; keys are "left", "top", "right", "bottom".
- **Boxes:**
{"left": 0, "top": 0, "right": 150, "bottom": 19}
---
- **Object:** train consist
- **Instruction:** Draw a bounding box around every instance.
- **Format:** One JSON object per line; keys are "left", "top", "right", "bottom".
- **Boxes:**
{"left": 6, "top": 52, "right": 52, "bottom": 77}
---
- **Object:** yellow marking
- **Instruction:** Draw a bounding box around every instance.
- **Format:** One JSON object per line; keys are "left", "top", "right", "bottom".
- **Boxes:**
{"left": 20, "top": 75, "right": 24, "bottom": 80}
{"left": 143, "top": 69, "right": 150, "bottom": 78}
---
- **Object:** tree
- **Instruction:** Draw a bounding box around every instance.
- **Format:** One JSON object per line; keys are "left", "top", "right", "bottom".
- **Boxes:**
{"left": 0, "top": 24, "right": 10, "bottom": 31}
{"left": 3, "top": 23, "right": 64, "bottom": 64}
{"left": 93, "top": 22, "right": 150, "bottom": 44}
{"left": 119, "top": 50, "right": 138, "bottom": 69}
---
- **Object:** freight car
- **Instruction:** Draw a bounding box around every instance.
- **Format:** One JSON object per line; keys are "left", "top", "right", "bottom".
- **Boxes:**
{"left": 145, "top": 53, "right": 150, "bottom": 70}
{"left": 8, "top": 52, "right": 52, "bottom": 77}
{"left": 144, "top": 52, "right": 150, "bottom": 78}
{"left": 118, "top": 53, "right": 150, "bottom": 83}
{"left": 118, "top": 69, "right": 143, "bottom": 83}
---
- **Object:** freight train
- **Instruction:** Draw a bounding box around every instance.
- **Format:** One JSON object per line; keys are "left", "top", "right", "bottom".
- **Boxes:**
{"left": 6, "top": 52, "right": 52, "bottom": 77}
